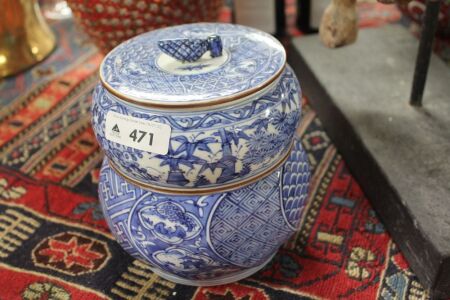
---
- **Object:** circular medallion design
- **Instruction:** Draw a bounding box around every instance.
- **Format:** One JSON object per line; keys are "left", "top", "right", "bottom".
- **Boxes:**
{"left": 125, "top": 192, "right": 236, "bottom": 279}
{"left": 136, "top": 199, "right": 203, "bottom": 244}
{"left": 100, "top": 23, "right": 286, "bottom": 105}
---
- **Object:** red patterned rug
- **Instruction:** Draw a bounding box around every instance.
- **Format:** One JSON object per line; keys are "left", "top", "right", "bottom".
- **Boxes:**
{"left": 0, "top": 9, "right": 437, "bottom": 300}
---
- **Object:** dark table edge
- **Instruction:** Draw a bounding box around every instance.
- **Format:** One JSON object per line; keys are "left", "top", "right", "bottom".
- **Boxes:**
{"left": 286, "top": 41, "right": 449, "bottom": 299}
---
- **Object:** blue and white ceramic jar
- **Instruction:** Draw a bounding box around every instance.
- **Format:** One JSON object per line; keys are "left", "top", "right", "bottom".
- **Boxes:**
{"left": 93, "top": 22, "right": 311, "bottom": 285}
{"left": 98, "top": 139, "right": 310, "bottom": 286}
{"left": 92, "top": 23, "right": 302, "bottom": 193}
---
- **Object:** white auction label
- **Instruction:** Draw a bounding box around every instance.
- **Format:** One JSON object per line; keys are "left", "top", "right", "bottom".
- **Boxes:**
{"left": 105, "top": 111, "right": 171, "bottom": 155}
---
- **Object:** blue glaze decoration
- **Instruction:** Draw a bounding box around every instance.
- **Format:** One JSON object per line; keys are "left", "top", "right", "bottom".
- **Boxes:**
{"left": 208, "top": 35, "right": 223, "bottom": 58}
{"left": 98, "top": 139, "right": 310, "bottom": 281}
{"left": 92, "top": 66, "right": 301, "bottom": 189}
{"left": 100, "top": 23, "right": 286, "bottom": 104}
{"left": 158, "top": 35, "right": 223, "bottom": 62}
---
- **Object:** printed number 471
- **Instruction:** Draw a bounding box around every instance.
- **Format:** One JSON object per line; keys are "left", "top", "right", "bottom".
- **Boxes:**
{"left": 129, "top": 129, "right": 154, "bottom": 146}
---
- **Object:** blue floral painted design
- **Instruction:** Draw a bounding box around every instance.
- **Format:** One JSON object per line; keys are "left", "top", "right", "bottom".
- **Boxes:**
{"left": 92, "top": 66, "right": 302, "bottom": 189}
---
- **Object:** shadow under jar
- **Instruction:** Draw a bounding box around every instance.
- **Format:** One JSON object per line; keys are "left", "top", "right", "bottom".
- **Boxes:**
{"left": 92, "top": 23, "right": 302, "bottom": 195}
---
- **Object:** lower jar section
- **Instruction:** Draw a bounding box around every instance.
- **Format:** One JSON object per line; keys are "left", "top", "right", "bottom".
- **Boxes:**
{"left": 97, "top": 138, "right": 310, "bottom": 285}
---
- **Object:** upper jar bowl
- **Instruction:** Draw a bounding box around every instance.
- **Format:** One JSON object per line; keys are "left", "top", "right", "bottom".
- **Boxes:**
{"left": 91, "top": 23, "right": 302, "bottom": 194}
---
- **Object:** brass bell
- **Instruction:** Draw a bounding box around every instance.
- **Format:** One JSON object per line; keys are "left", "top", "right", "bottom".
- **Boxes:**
{"left": 0, "top": 0, "right": 56, "bottom": 78}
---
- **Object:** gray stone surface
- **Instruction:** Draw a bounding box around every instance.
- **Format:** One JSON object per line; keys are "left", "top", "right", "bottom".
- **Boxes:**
{"left": 291, "top": 24, "right": 450, "bottom": 293}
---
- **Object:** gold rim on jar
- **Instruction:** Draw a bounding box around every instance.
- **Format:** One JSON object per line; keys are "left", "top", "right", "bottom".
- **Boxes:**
{"left": 108, "top": 140, "right": 294, "bottom": 196}
{"left": 99, "top": 61, "right": 286, "bottom": 110}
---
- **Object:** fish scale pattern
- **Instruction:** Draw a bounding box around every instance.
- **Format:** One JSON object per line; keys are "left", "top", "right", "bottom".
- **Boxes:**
{"left": 281, "top": 141, "right": 311, "bottom": 230}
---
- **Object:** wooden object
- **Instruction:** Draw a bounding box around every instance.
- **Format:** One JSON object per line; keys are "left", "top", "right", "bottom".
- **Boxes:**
{"left": 319, "top": 0, "right": 358, "bottom": 48}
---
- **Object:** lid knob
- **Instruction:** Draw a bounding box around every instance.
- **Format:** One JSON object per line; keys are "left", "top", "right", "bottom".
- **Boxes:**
{"left": 158, "top": 35, "right": 223, "bottom": 63}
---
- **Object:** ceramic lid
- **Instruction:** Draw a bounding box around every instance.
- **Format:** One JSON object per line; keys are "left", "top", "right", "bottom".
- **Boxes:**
{"left": 99, "top": 23, "right": 286, "bottom": 108}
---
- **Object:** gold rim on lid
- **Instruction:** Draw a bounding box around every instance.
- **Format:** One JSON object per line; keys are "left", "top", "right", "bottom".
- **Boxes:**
{"left": 99, "top": 62, "right": 286, "bottom": 110}
{"left": 98, "top": 23, "right": 287, "bottom": 110}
